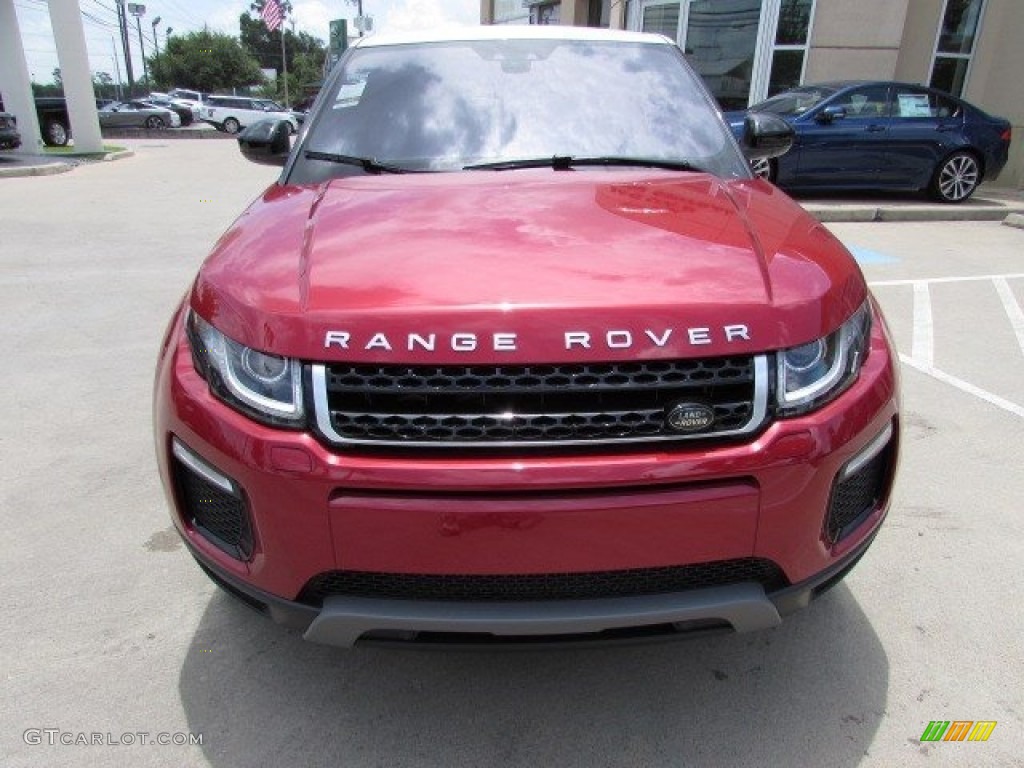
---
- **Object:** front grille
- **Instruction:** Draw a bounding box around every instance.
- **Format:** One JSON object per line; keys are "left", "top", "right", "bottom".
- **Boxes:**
{"left": 173, "top": 457, "right": 253, "bottom": 560}
{"left": 297, "top": 558, "right": 787, "bottom": 606}
{"left": 826, "top": 443, "right": 893, "bottom": 543}
{"left": 313, "top": 356, "right": 767, "bottom": 448}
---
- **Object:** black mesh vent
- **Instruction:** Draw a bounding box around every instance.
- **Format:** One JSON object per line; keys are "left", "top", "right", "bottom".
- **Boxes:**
{"left": 319, "top": 357, "right": 762, "bottom": 447}
{"left": 173, "top": 457, "right": 253, "bottom": 560}
{"left": 826, "top": 444, "right": 893, "bottom": 543}
{"left": 298, "top": 558, "right": 787, "bottom": 606}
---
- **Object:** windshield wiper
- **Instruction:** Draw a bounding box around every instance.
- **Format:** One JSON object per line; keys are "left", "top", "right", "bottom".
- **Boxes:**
{"left": 463, "top": 155, "right": 702, "bottom": 173}
{"left": 303, "top": 150, "right": 412, "bottom": 174}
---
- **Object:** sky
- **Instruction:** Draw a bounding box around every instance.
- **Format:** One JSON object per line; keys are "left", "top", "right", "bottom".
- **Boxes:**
{"left": 13, "top": 0, "right": 480, "bottom": 85}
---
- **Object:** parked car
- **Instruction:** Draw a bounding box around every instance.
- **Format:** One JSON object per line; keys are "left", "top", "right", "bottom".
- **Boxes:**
{"left": 98, "top": 100, "right": 180, "bottom": 129}
{"left": 201, "top": 95, "right": 298, "bottom": 134}
{"left": 145, "top": 94, "right": 197, "bottom": 126}
{"left": 0, "top": 111, "right": 20, "bottom": 149}
{"left": 725, "top": 80, "right": 1012, "bottom": 203}
{"left": 156, "top": 27, "right": 900, "bottom": 648}
{"left": 166, "top": 88, "right": 205, "bottom": 107}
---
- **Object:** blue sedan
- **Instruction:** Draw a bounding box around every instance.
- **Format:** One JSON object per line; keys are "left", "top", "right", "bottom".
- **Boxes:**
{"left": 725, "top": 81, "right": 1012, "bottom": 203}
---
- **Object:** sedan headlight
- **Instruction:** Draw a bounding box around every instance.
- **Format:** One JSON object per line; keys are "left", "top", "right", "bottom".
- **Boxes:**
{"left": 777, "top": 301, "right": 872, "bottom": 415}
{"left": 186, "top": 310, "right": 304, "bottom": 426}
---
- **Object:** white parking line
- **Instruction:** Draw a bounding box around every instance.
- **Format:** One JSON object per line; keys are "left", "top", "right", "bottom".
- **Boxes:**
{"left": 911, "top": 282, "right": 934, "bottom": 368}
{"left": 993, "top": 277, "right": 1024, "bottom": 357}
{"left": 870, "top": 272, "right": 1024, "bottom": 287}
{"left": 871, "top": 273, "right": 1024, "bottom": 420}
{"left": 899, "top": 354, "right": 1024, "bottom": 419}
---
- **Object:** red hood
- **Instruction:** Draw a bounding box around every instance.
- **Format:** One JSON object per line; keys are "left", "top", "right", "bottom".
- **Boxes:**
{"left": 193, "top": 170, "right": 865, "bottom": 363}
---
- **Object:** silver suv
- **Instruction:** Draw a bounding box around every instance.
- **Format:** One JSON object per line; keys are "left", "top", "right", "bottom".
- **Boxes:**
{"left": 201, "top": 96, "right": 298, "bottom": 135}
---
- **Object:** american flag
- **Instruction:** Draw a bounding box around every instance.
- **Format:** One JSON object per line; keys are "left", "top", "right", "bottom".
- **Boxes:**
{"left": 261, "top": 0, "right": 284, "bottom": 32}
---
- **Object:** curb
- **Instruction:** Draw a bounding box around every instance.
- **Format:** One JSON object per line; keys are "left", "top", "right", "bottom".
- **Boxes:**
{"left": 102, "top": 149, "right": 135, "bottom": 162}
{"left": 804, "top": 199, "right": 1024, "bottom": 224}
{"left": 0, "top": 160, "right": 74, "bottom": 178}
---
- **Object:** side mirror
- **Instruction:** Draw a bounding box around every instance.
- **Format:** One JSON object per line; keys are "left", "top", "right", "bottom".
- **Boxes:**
{"left": 238, "top": 119, "right": 291, "bottom": 167}
{"left": 740, "top": 111, "right": 794, "bottom": 161}
{"left": 815, "top": 105, "right": 847, "bottom": 124}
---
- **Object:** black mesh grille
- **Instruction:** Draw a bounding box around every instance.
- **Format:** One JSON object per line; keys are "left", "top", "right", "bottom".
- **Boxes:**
{"left": 826, "top": 444, "right": 892, "bottom": 543}
{"left": 173, "top": 457, "right": 253, "bottom": 560}
{"left": 318, "top": 357, "right": 762, "bottom": 447}
{"left": 298, "top": 558, "right": 787, "bottom": 606}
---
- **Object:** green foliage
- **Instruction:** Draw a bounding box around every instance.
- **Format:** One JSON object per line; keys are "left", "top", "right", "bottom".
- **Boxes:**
{"left": 148, "top": 29, "right": 263, "bottom": 93}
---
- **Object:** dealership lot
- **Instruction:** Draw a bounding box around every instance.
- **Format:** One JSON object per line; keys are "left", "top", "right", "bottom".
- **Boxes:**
{"left": 1, "top": 141, "right": 1022, "bottom": 768}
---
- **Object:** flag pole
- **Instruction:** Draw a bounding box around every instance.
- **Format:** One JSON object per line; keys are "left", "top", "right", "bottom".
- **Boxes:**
{"left": 280, "top": 24, "right": 289, "bottom": 108}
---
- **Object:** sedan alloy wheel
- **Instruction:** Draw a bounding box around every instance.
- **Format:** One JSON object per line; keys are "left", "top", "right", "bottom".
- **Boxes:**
{"left": 931, "top": 151, "right": 981, "bottom": 203}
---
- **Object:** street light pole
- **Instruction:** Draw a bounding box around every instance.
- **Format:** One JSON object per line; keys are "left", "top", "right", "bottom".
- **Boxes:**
{"left": 152, "top": 16, "right": 161, "bottom": 57}
{"left": 127, "top": 3, "right": 147, "bottom": 90}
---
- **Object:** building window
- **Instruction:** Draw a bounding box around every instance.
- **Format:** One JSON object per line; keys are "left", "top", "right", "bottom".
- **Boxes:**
{"left": 640, "top": 2, "right": 681, "bottom": 40}
{"left": 492, "top": 0, "right": 530, "bottom": 24}
{"left": 530, "top": 2, "right": 561, "bottom": 24}
{"left": 929, "top": 0, "right": 987, "bottom": 97}
{"left": 767, "top": 0, "right": 815, "bottom": 97}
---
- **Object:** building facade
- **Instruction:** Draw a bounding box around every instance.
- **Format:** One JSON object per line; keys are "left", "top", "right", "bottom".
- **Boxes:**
{"left": 480, "top": 0, "right": 1023, "bottom": 188}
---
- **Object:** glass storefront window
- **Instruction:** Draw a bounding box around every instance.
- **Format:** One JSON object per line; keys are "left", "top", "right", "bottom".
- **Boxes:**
{"left": 775, "top": 0, "right": 813, "bottom": 46}
{"left": 930, "top": 56, "right": 971, "bottom": 97}
{"left": 767, "top": 49, "right": 805, "bottom": 96}
{"left": 684, "top": 0, "right": 761, "bottom": 109}
{"left": 641, "top": 3, "right": 680, "bottom": 39}
{"left": 936, "top": 0, "right": 984, "bottom": 54}
{"left": 929, "top": 0, "right": 986, "bottom": 97}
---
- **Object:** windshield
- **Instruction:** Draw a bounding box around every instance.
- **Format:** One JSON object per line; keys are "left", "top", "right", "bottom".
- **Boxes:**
{"left": 750, "top": 86, "right": 837, "bottom": 117}
{"left": 291, "top": 38, "right": 747, "bottom": 181}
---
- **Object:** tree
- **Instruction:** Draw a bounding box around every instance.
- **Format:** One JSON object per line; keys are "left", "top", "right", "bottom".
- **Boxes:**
{"left": 240, "top": 3, "right": 326, "bottom": 103}
{"left": 148, "top": 29, "right": 263, "bottom": 93}
{"left": 93, "top": 71, "right": 116, "bottom": 100}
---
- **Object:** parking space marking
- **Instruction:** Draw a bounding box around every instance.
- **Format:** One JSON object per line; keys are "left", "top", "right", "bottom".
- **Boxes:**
{"left": 869, "top": 272, "right": 1024, "bottom": 287}
{"left": 912, "top": 282, "right": 934, "bottom": 368}
{"left": 869, "top": 273, "right": 1024, "bottom": 421}
{"left": 899, "top": 353, "right": 1024, "bottom": 419}
{"left": 993, "top": 277, "right": 1024, "bottom": 357}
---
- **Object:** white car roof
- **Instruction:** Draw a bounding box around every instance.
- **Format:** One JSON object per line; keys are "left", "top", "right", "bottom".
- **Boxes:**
{"left": 353, "top": 25, "right": 673, "bottom": 49}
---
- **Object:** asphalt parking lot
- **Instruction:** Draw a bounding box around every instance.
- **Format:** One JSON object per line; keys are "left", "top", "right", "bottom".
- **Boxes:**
{"left": 2, "top": 141, "right": 1022, "bottom": 768}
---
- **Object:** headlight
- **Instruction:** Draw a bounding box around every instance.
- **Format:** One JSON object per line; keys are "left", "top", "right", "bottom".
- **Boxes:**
{"left": 186, "top": 310, "right": 304, "bottom": 426}
{"left": 777, "top": 301, "right": 872, "bottom": 415}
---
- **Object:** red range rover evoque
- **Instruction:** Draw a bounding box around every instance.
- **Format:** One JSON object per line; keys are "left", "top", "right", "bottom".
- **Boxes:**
{"left": 154, "top": 27, "right": 900, "bottom": 647}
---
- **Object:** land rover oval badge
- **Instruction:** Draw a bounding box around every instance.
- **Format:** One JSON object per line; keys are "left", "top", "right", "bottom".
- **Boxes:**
{"left": 665, "top": 402, "right": 715, "bottom": 433}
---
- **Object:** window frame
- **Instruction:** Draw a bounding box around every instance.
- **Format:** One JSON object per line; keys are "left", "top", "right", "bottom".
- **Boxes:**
{"left": 927, "top": 0, "right": 988, "bottom": 98}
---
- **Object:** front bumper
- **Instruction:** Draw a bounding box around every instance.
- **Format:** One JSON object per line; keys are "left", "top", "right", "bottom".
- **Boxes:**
{"left": 154, "top": 301, "right": 899, "bottom": 647}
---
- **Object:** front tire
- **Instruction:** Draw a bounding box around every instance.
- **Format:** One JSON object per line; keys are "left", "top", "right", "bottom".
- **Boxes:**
{"left": 42, "top": 119, "right": 69, "bottom": 147}
{"left": 930, "top": 151, "right": 981, "bottom": 203}
{"left": 145, "top": 115, "right": 166, "bottom": 130}
{"left": 223, "top": 117, "right": 241, "bottom": 134}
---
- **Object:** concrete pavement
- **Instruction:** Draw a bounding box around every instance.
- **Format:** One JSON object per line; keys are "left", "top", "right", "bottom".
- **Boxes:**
{"left": 1, "top": 140, "right": 1022, "bottom": 768}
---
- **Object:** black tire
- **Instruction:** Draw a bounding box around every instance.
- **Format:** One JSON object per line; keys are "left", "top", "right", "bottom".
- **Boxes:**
{"left": 929, "top": 150, "right": 981, "bottom": 203}
{"left": 145, "top": 115, "right": 166, "bottom": 130}
{"left": 223, "top": 117, "right": 241, "bottom": 134}
{"left": 179, "top": 112, "right": 193, "bottom": 126}
{"left": 42, "top": 119, "right": 69, "bottom": 147}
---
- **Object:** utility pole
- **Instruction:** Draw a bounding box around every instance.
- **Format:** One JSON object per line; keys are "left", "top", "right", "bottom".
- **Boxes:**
{"left": 115, "top": 0, "right": 135, "bottom": 96}
{"left": 127, "top": 4, "right": 148, "bottom": 90}
{"left": 111, "top": 35, "right": 124, "bottom": 100}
